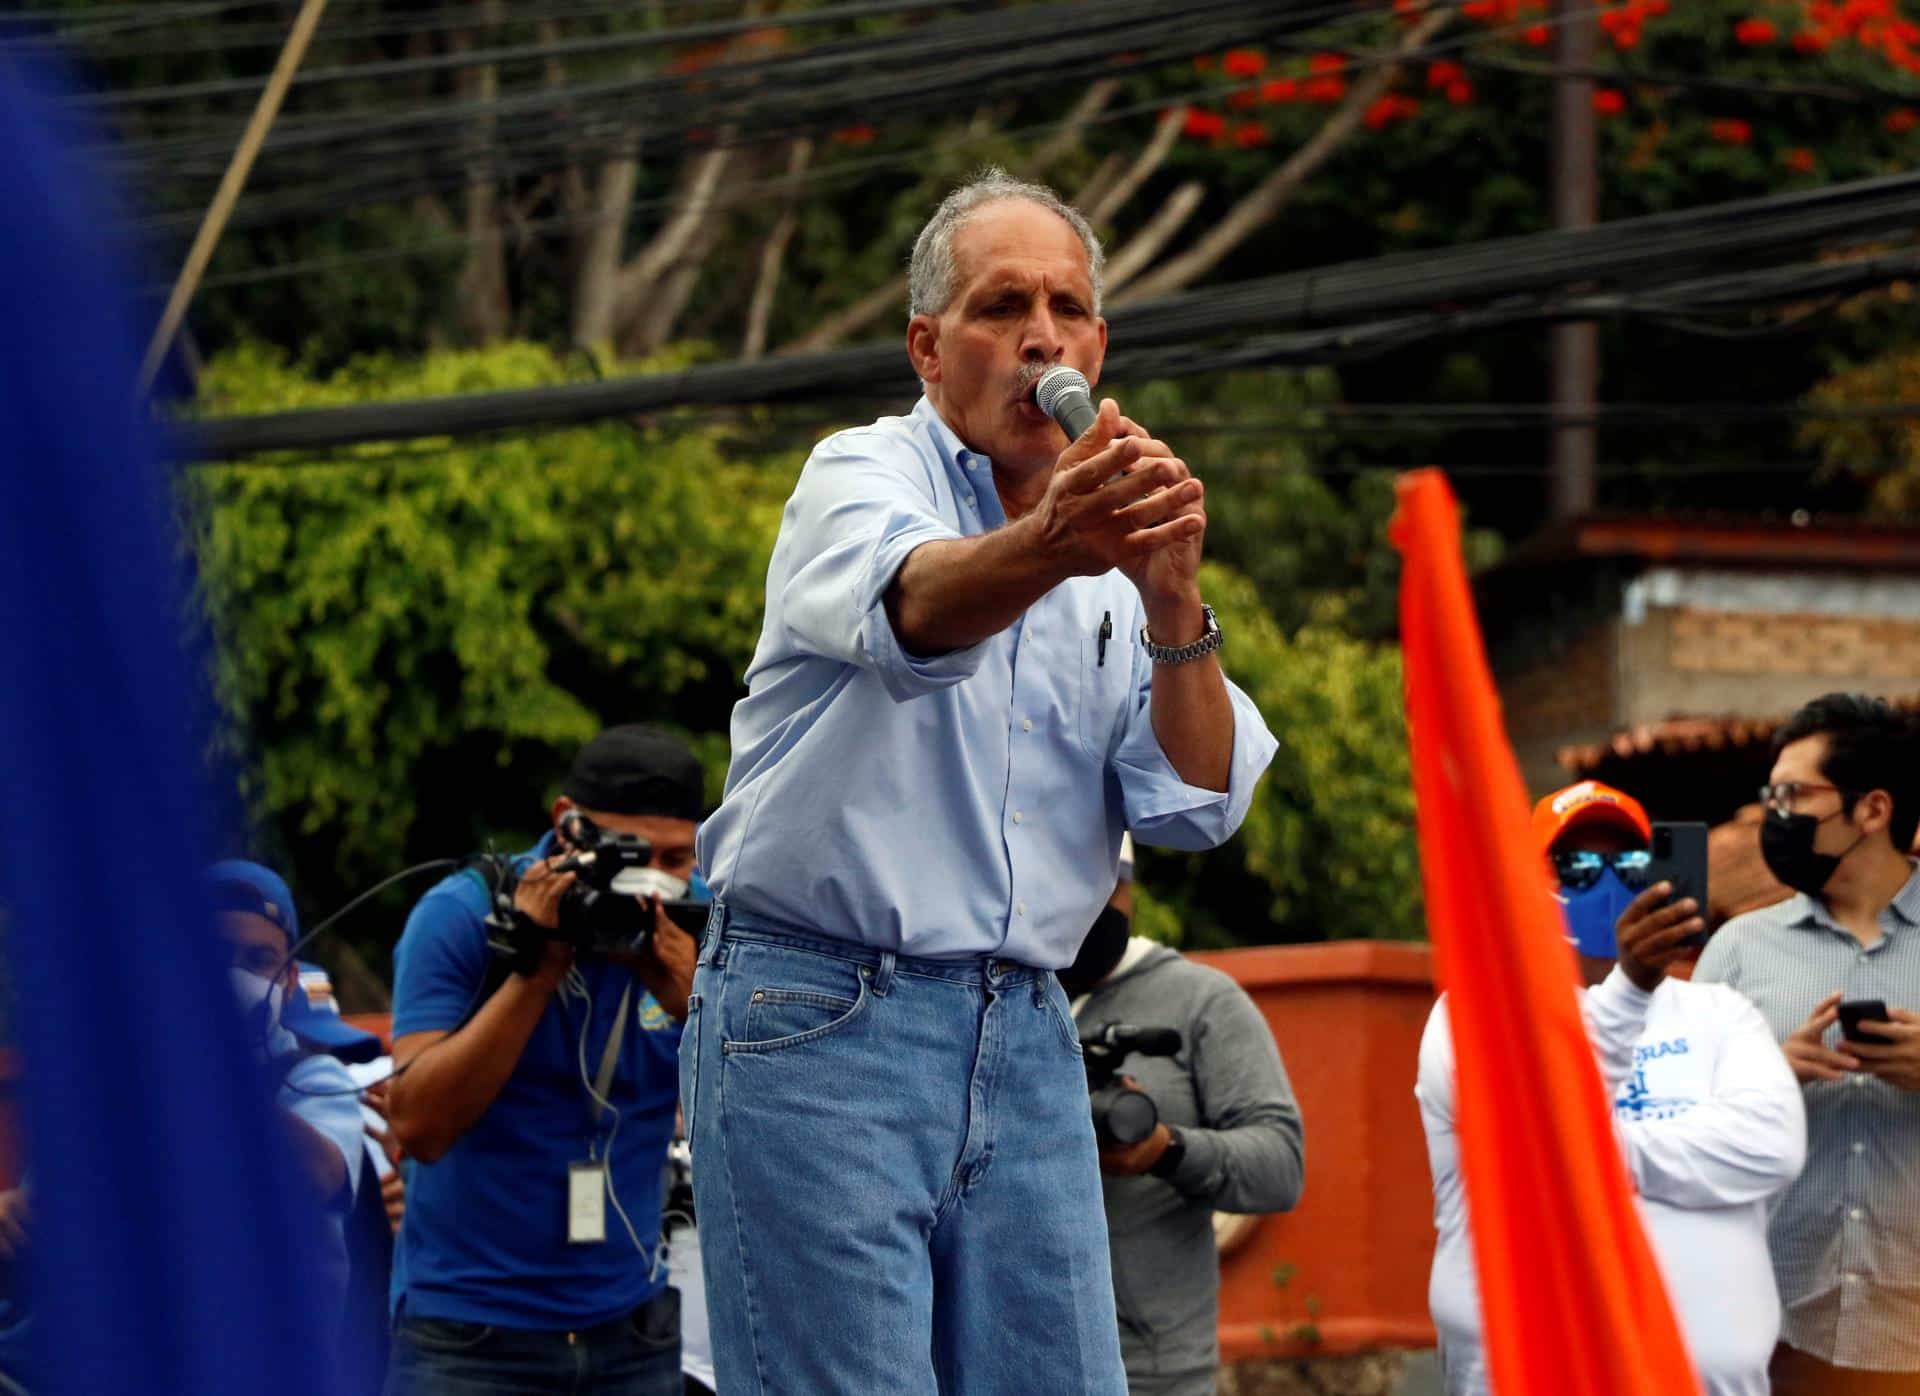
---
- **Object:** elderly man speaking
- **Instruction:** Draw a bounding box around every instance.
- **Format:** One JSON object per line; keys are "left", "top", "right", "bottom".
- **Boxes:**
{"left": 684, "top": 169, "right": 1276, "bottom": 1395}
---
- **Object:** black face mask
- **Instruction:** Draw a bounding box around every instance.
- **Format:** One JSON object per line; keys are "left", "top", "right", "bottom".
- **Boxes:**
{"left": 1760, "top": 807, "right": 1867, "bottom": 898}
{"left": 1058, "top": 904, "right": 1131, "bottom": 999}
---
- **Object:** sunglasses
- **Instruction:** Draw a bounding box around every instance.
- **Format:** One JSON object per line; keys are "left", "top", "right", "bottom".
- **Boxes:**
{"left": 1551, "top": 848, "right": 1652, "bottom": 891}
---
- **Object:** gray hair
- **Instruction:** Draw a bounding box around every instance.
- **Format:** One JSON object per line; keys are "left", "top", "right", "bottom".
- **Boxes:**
{"left": 907, "top": 167, "right": 1105, "bottom": 319}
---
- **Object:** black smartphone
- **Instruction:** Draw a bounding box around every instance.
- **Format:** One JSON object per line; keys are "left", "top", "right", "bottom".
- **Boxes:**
{"left": 1839, "top": 999, "right": 1891, "bottom": 1043}
{"left": 1647, "top": 821, "right": 1711, "bottom": 948}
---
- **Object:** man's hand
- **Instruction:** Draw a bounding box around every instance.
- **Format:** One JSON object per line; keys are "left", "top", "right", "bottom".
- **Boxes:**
{"left": 1109, "top": 414, "right": 1206, "bottom": 618}
{"left": 1100, "top": 1121, "right": 1173, "bottom": 1177}
{"left": 607, "top": 901, "right": 696, "bottom": 1022}
{"left": 1843, "top": 1007, "right": 1920, "bottom": 1091}
{"left": 1029, "top": 399, "right": 1204, "bottom": 583}
{"left": 1782, "top": 991, "right": 1862, "bottom": 1084}
{"left": 1613, "top": 882, "right": 1706, "bottom": 993}
{"left": 512, "top": 857, "right": 576, "bottom": 981}
{"left": 362, "top": 1084, "right": 408, "bottom": 1232}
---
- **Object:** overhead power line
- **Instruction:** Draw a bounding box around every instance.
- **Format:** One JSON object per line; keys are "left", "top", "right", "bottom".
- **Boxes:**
{"left": 175, "top": 170, "right": 1920, "bottom": 459}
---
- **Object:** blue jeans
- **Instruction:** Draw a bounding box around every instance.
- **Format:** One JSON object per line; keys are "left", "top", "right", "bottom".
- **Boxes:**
{"left": 681, "top": 905, "right": 1126, "bottom": 1396}
{"left": 384, "top": 1288, "right": 682, "bottom": 1396}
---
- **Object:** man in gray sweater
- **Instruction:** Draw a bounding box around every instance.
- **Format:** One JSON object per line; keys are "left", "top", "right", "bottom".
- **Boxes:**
{"left": 1063, "top": 841, "right": 1306, "bottom": 1395}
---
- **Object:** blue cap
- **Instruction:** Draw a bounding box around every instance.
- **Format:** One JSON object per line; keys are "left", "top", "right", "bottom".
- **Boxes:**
{"left": 208, "top": 861, "right": 381, "bottom": 1063}
{"left": 206, "top": 859, "right": 299, "bottom": 943}
{"left": 282, "top": 968, "right": 382, "bottom": 1065}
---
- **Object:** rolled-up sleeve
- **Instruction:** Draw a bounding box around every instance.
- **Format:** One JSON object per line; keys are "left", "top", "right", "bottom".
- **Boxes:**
{"left": 1113, "top": 655, "right": 1277, "bottom": 851}
{"left": 776, "top": 439, "right": 989, "bottom": 702}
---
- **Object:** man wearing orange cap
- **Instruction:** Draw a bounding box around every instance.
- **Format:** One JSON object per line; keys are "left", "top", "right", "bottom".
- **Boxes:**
{"left": 1417, "top": 780, "right": 1808, "bottom": 1396}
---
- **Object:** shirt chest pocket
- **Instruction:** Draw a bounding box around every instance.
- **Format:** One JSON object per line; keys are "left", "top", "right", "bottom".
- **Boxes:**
{"left": 1077, "top": 634, "right": 1136, "bottom": 758}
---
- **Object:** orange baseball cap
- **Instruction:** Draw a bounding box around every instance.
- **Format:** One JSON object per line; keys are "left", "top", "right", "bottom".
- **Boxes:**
{"left": 1531, "top": 780, "right": 1652, "bottom": 854}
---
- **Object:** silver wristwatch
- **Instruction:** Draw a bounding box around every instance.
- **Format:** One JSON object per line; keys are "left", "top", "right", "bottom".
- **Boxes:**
{"left": 1140, "top": 604, "right": 1222, "bottom": 665}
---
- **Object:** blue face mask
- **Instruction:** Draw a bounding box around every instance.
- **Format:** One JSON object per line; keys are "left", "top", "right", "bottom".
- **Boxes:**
{"left": 1557, "top": 867, "right": 1637, "bottom": 959}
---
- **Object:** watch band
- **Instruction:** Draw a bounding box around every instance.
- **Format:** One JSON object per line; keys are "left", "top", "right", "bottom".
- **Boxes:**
{"left": 1140, "top": 604, "right": 1222, "bottom": 666}
{"left": 1149, "top": 1125, "right": 1187, "bottom": 1179}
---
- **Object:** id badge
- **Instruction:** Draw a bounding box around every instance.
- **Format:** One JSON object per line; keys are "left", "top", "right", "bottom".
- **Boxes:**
{"left": 568, "top": 1160, "right": 608, "bottom": 1245}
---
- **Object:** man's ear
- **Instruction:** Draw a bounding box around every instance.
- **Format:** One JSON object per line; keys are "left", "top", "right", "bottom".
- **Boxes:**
{"left": 551, "top": 795, "right": 575, "bottom": 830}
{"left": 906, "top": 314, "right": 942, "bottom": 383}
{"left": 1084, "top": 316, "right": 1108, "bottom": 387}
{"left": 1857, "top": 788, "right": 1895, "bottom": 836}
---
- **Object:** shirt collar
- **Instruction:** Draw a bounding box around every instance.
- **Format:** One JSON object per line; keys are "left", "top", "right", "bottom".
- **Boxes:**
{"left": 1889, "top": 859, "right": 1920, "bottom": 926}
{"left": 912, "top": 395, "right": 992, "bottom": 483}
{"left": 1791, "top": 857, "right": 1920, "bottom": 932}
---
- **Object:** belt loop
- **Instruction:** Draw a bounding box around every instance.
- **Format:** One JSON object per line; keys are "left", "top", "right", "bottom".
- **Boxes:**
{"left": 870, "top": 950, "right": 896, "bottom": 998}
{"left": 701, "top": 899, "right": 729, "bottom": 969}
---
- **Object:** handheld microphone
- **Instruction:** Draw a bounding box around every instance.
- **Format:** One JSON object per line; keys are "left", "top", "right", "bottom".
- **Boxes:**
{"left": 1034, "top": 365, "right": 1097, "bottom": 440}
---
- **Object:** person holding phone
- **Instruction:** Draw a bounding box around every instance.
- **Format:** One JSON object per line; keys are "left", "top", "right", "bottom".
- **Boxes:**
{"left": 1693, "top": 693, "right": 1920, "bottom": 1395}
{"left": 1418, "top": 780, "right": 1807, "bottom": 1396}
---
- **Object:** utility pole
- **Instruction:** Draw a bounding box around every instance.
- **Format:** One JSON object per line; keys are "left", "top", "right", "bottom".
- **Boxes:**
{"left": 1548, "top": 0, "right": 1598, "bottom": 519}
{"left": 138, "top": 0, "right": 330, "bottom": 395}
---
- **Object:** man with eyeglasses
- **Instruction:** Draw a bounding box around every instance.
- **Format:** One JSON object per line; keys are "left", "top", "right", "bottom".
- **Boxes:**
{"left": 1418, "top": 780, "right": 1806, "bottom": 1396}
{"left": 1693, "top": 693, "right": 1920, "bottom": 1396}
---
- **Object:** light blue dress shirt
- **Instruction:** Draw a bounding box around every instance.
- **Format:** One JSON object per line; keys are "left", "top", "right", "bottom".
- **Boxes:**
{"left": 699, "top": 396, "right": 1278, "bottom": 966}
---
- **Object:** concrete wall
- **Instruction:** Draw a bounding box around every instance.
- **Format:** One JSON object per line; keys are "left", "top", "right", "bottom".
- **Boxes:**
{"left": 1494, "top": 567, "right": 1920, "bottom": 796}
{"left": 1617, "top": 568, "right": 1920, "bottom": 726}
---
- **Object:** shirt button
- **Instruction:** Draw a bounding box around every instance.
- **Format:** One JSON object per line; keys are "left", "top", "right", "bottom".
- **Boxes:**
{"left": 1846, "top": 1273, "right": 1862, "bottom": 1285}
{"left": 1854, "top": 1141, "right": 1867, "bottom": 1155}
{"left": 1012, "top": 811, "right": 1024, "bottom": 825}
{"left": 1022, "top": 718, "right": 1034, "bottom": 732}
{"left": 1016, "top": 902, "right": 1027, "bottom": 918}
{"left": 1853, "top": 1073, "right": 1869, "bottom": 1087}
{"left": 1851, "top": 1208, "right": 1865, "bottom": 1221}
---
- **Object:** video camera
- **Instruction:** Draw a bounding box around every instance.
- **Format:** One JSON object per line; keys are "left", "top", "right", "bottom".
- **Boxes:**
{"left": 1080, "top": 1023, "right": 1182, "bottom": 1147}
{"left": 483, "top": 811, "right": 708, "bottom": 968}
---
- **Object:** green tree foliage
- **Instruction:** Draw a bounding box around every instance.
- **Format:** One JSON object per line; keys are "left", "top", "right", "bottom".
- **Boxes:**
{"left": 1137, "top": 564, "right": 1420, "bottom": 949}
{"left": 185, "top": 341, "right": 792, "bottom": 933}
{"left": 1799, "top": 343, "right": 1920, "bottom": 515}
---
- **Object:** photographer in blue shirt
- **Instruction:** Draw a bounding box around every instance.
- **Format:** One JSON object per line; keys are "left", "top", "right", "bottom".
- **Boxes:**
{"left": 687, "top": 170, "right": 1278, "bottom": 1396}
{"left": 384, "top": 726, "right": 702, "bottom": 1396}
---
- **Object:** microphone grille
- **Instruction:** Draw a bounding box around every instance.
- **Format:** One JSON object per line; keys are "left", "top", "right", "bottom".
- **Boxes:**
{"left": 1034, "top": 365, "right": 1089, "bottom": 419}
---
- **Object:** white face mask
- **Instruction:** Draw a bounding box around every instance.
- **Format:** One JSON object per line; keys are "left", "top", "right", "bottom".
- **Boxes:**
{"left": 228, "top": 968, "right": 284, "bottom": 1038}
{"left": 610, "top": 866, "right": 689, "bottom": 901}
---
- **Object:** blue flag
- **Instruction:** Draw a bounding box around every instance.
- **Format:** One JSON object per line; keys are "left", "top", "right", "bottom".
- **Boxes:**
{"left": 0, "top": 59, "right": 345, "bottom": 1396}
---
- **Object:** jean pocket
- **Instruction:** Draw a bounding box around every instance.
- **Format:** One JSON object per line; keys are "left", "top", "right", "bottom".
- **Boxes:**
{"left": 631, "top": 1287, "right": 681, "bottom": 1352}
{"left": 722, "top": 954, "right": 870, "bottom": 1055}
{"left": 1039, "top": 975, "right": 1086, "bottom": 1057}
{"left": 398, "top": 1316, "right": 495, "bottom": 1355}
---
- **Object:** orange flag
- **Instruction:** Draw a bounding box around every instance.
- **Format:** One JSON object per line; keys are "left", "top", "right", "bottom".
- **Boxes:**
{"left": 1391, "top": 470, "right": 1700, "bottom": 1396}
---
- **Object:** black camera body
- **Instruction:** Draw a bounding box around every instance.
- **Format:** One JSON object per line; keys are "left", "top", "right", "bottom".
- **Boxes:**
{"left": 481, "top": 812, "right": 706, "bottom": 972}
{"left": 1081, "top": 1023, "right": 1183, "bottom": 1147}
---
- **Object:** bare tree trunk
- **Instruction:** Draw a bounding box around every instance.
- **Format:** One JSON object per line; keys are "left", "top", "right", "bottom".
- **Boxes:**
{"left": 743, "top": 137, "right": 814, "bottom": 359}
{"left": 609, "top": 143, "right": 734, "bottom": 333}
{"left": 453, "top": 0, "right": 509, "bottom": 343}
{"left": 623, "top": 247, "right": 708, "bottom": 357}
{"left": 1104, "top": 179, "right": 1204, "bottom": 293}
{"left": 1073, "top": 151, "right": 1126, "bottom": 221}
{"left": 1086, "top": 105, "right": 1183, "bottom": 228}
{"left": 1115, "top": 10, "right": 1451, "bottom": 304}
{"left": 571, "top": 146, "right": 640, "bottom": 347}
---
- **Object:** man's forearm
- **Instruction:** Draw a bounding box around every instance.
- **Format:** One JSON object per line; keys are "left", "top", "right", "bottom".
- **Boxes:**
{"left": 884, "top": 516, "right": 1067, "bottom": 656}
{"left": 389, "top": 969, "right": 562, "bottom": 1163}
{"left": 1144, "top": 590, "right": 1233, "bottom": 792}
